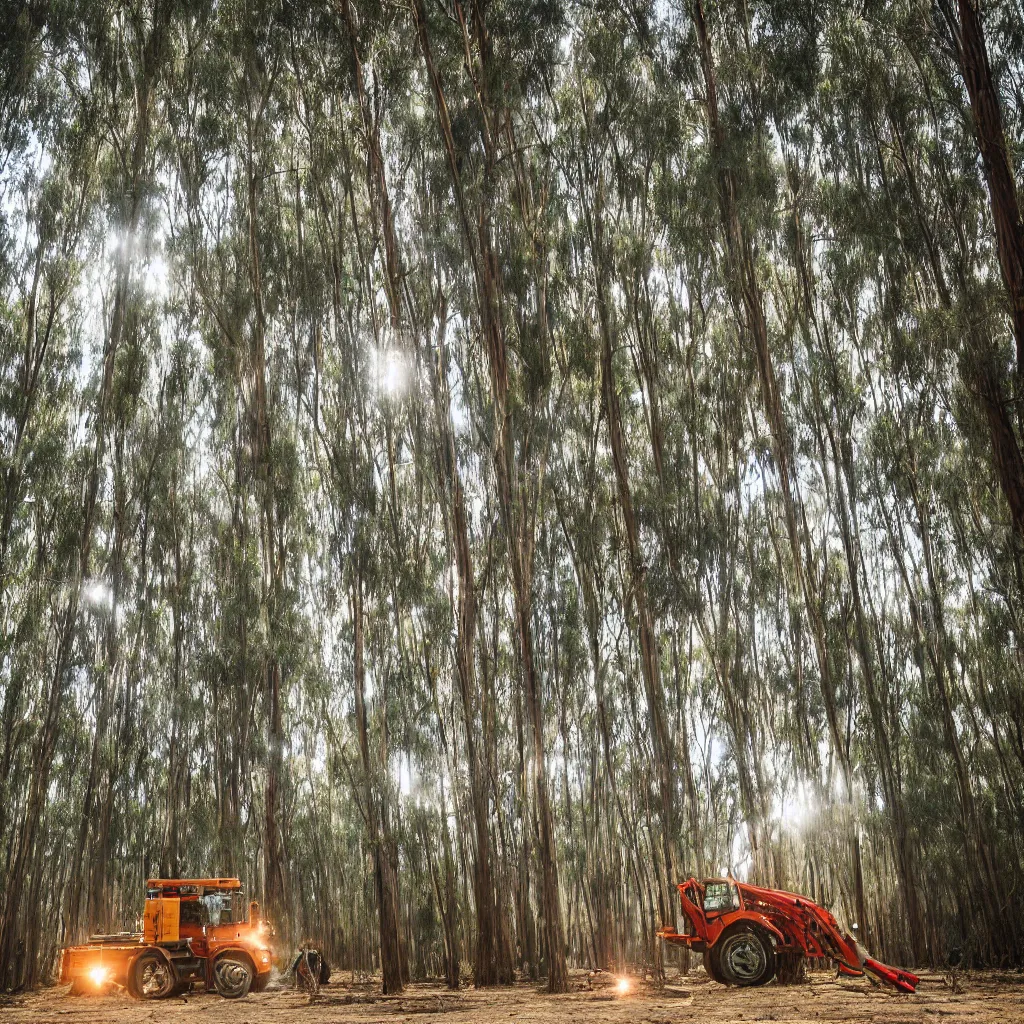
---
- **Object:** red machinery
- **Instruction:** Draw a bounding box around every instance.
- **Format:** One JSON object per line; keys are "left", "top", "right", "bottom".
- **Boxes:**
{"left": 658, "top": 877, "right": 918, "bottom": 993}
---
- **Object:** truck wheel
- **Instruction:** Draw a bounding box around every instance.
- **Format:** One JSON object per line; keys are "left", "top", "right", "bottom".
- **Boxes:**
{"left": 132, "top": 952, "right": 175, "bottom": 1000}
{"left": 213, "top": 954, "right": 254, "bottom": 998}
{"left": 712, "top": 926, "right": 776, "bottom": 987}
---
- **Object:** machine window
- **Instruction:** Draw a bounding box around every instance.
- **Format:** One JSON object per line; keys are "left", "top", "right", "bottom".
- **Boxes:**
{"left": 179, "top": 900, "right": 208, "bottom": 926}
{"left": 703, "top": 882, "right": 738, "bottom": 912}
{"left": 201, "top": 893, "right": 233, "bottom": 925}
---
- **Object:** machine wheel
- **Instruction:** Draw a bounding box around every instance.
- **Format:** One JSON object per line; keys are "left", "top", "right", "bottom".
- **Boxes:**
{"left": 131, "top": 951, "right": 175, "bottom": 1000}
{"left": 213, "top": 953, "right": 254, "bottom": 998}
{"left": 703, "top": 949, "right": 726, "bottom": 984}
{"left": 711, "top": 926, "right": 776, "bottom": 987}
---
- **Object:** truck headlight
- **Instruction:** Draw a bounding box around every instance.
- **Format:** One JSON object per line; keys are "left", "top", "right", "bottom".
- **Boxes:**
{"left": 88, "top": 965, "right": 108, "bottom": 987}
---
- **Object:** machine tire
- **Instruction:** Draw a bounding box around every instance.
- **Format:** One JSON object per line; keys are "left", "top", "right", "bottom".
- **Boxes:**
{"left": 711, "top": 926, "right": 776, "bottom": 987}
{"left": 213, "top": 953, "right": 254, "bottom": 998}
{"left": 703, "top": 949, "right": 726, "bottom": 984}
{"left": 131, "top": 951, "right": 175, "bottom": 1000}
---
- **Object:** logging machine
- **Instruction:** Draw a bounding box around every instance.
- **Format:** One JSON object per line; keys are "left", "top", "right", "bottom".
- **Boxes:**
{"left": 59, "top": 878, "right": 273, "bottom": 999}
{"left": 658, "top": 876, "right": 919, "bottom": 992}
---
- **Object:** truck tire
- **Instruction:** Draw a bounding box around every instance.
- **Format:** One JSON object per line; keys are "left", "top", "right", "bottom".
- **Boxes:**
{"left": 213, "top": 953, "right": 254, "bottom": 998}
{"left": 711, "top": 925, "right": 776, "bottom": 987}
{"left": 131, "top": 951, "right": 175, "bottom": 1000}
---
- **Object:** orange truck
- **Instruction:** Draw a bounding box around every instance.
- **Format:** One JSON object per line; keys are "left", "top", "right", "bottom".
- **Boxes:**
{"left": 59, "top": 878, "right": 273, "bottom": 999}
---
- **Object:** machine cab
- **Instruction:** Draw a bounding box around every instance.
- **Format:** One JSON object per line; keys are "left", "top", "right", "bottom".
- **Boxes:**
{"left": 700, "top": 878, "right": 741, "bottom": 917}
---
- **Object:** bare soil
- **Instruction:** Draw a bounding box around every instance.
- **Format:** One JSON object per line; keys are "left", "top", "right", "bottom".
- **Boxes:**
{"left": 1, "top": 969, "right": 1020, "bottom": 1024}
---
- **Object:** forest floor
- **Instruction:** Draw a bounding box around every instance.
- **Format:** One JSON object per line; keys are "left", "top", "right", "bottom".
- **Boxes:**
{"left": 2, "top": 968, "right": 1021, "bottom": 1024}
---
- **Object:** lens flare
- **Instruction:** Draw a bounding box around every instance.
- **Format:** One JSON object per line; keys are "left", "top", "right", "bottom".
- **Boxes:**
{"left": 88, "top": 965, "right": 108, "bottom": 987}
{"left": 616, "top": 977, "right": 631, "bottom": 995}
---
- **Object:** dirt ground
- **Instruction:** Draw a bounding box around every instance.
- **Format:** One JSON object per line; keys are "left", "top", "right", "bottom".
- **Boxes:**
{"left": 1, "top": 969, "right": 1021, "bottom": 1024}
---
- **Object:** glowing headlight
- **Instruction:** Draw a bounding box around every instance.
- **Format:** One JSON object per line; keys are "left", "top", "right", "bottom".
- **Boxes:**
{"left": 88, "top": 965, "right": 108, "bottom": 987}
{"left": 616, "top": 977, "right": 631, "bottom": 995}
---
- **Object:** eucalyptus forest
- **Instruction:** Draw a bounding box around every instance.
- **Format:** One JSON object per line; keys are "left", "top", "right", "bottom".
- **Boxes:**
{"left": 2, "top": 0, "right": 1024, "bottom": 1010}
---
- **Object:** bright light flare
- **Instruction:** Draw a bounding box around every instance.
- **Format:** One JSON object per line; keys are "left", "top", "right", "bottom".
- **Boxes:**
{"left": 616, "top": 977, "right": 631, "bottom": 995}
{"left": 143, "top": 254, "right": 170, "bottom": 300}
{"left": 382, "top": 354, "right": 405, "bottom": 396}
{"left": 373, "top": 350, "right": 407, "bottom": 398}
{"left": 778, "top": 783, "right": 816, "bottom": 834}
{"left": 82, "top": 580, "right": 114, "bottom": 615}
{"left": 88, "top": 965, "right": 108, "bottom": 987}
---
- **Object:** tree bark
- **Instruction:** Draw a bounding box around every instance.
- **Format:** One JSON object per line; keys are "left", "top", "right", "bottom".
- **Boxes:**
{"left": 352, "top": 570, "right": 404, "bottom": 995}
{"left": 584, "top": 171, "right": 677, "bottom": 920}
{"left": 955, "top": 0, "right": 1024, "bottom": 376}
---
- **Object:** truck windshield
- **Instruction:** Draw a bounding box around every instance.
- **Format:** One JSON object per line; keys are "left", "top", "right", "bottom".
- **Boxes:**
{"left": 202, "top": 893, "right": 234, "bottom": 925}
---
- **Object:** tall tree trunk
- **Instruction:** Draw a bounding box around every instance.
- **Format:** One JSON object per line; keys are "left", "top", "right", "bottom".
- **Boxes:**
{"left": 241, "top": 93, "right": 289, "bottom": 943}
{"left": 953, "top": 0, "right": 1024, "bottom": 377}
{"left": 339, "top": 0, "right": 505, "bottom": 981}
{"left": 784, "top": 162, "right": 925, "bottom": 958}
{"left": 584, "top": 171, "right": 677, "bottom": 921}
{"left": 412, "top": 0, "right": 568, "bottom": 991}
{"left": 352, "top": 570, "right": 404, "bottom": 994}
{"left": 691, "top": 2, "right": 858, "bottom": 892}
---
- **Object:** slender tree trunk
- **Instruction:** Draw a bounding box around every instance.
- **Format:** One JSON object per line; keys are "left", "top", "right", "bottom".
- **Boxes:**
{"left": 339, "top": 0, "right": 505, "bottom": 980}
{"left": 412, "top": 0, "right": 568, "bottom": 991}
{"left": 352, "top": 570, "right": 404, "bottom": 994}
{"left": 584, "top": 172, "right": 677, "bottom": 919}
{"left": 954, "top": 0, "right": 1024, "bottom": 376}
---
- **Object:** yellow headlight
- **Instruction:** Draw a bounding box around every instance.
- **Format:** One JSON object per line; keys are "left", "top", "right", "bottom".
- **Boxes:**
{"left": 88, "top": 965, "right": 108, "bottom": 987}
